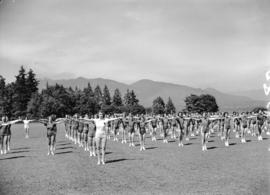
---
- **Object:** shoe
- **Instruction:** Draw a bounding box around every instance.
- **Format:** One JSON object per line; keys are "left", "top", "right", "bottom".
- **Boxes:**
{"left": 92, "top": 152, "right": 96, "bottom": 157}
{"left": 97, "top": 161, "right": 101, "bottom": 165}
{"left": 4, "top": 150, "right": 7, "bottom": 154}
{"left": 47, "top": 152, "right": 50, "bottom": 156}
{"left": 225, "top": 141, "right": 229, "bottom": 147}
{"left": 0, "top": 150, "right": 3, "bottom": 155}
{"left": 132, "top": 143, "right": 135, "bottom": 147}
{"left": 140, "top": 147, "right": 143, "bottom": 151}
{"left": 101, "top": 160, "right": 105, "bottom": 165}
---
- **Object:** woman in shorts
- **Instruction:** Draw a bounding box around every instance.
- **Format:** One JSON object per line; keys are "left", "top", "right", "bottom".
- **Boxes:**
{"left": 84, "top": 112, "right": 121, "bottom": 165}
{"left": 23, "top": 116, "right": 35, "bottom": 138}
{"left": 0, "top": 116, "right": 21, "bottom": 154}
{"left": 39, "top": 115, "right": 63, "bottom": 156}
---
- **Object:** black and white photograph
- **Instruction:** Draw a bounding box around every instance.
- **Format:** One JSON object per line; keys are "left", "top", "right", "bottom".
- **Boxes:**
{"left": 0, "top": 0, "right": 269, "bottom": 194}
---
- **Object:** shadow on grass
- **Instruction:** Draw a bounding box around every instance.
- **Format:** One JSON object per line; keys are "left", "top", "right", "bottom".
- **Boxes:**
{"left": 57, "top": 143, "right": 72, "bottom": 146}
{"left": 246, "top": 140, "right": 252, "bottom": 143}
{"left": 0, "top": 156, "right": 26, "bottom": 160}
{"left": 57, "top": 141, "right": 68, "bottom": 143}
{"left": 208, "top": 140, "right": 214, "bottom": 143}
{"left": 263, "top": 137, "right": 268, "bottom": 140}
{"left": 57, "top": 146, "right": 74, "bottom": 150}
{"left": 105, "top": 152, "right": 112, "bottom": 155}
{"left": 229, "top": 143, "right": 237, "bottom": 146}
{"left": 106, "top": 158, "right": 130, "bottom": 164}
{"left": 184, "top": 143, "right": 192, "bottom": 146}
{"left": 12, "top": 147, "right": 30, "bottom": 150}
{"left": 207, "top": 146, "right": 217, "bottom": 150}
{"left": 55, "top": 151, "right": 73, "bottom": 155}
{"left": 168, "top": 140, "right": 175, "bottom": 143}
{"left": 10, "top": 150, "right": 29, "bottom": 154}
{"left": 189, "top": 137, "right": 197, "bottom": 140}
{"left": 146, "top": 147, "right": 158, "bottom": 150}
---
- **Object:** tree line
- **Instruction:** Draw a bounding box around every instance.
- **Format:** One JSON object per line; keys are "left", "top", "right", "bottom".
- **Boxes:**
{"left": 0, "top": 66, "right": 221, "bottom": 118}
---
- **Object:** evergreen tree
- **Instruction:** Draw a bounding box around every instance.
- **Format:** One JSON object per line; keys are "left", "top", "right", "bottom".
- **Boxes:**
{"left": 152, "top": 96, "right": 165, "bottom": 114}
{"left": 0, "top": 75, "right": 6, "bottom": 115}
{"left": 112, "top": 88, "right": 123, "bottom": 106}
{"left": 130, "top": 90, "right": 139, "bottom": 106}
{"left": 26, "top": 68, "right": 39, "bottom": 95}
{"left": 27, "top": 92, "right": 42, "bottom": 117}
{"left": 123, "top": 89, "right": 131, "bottom": 105}
{"left": 102, "top": 85, "right": 111, "bottom": 105}
{"left": 94, "top": 85, "right": 102, "bottom": 104}
{"left": 83, "top": 83, "right": 94, "bottom": 97}
{"left": 94, "top": 85, "right": 103, "bottom": 112}
{"left": 5, "top": 83, "right": 15, "bottom": 118}
{"left": 13, "top": 66, "right": 29, "bottom": 116}
{"left": 165, "top": 97, "right": 176, "bottom": 114}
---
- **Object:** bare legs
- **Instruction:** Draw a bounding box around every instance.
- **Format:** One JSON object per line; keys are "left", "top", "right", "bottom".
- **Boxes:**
{"left": 95, "top": 136, "right": 107, "bottom": 165}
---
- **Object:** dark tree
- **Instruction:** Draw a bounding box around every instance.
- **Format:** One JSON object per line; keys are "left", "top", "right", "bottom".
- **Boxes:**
{"left": 102, "top": 85, "right": 111, "bottom": 105}
{"left": 13, "top": 66, "right": 29, "bottom": 116}
{"left": 94, "top": 85, "right": 103, "bottom": 112}
{"left": 184, "top": 94, "right": 219, "bottom": 113}
{"left": 165, "top": 97, "right": 176, "bottom": 114}
{"left": 26, "top": 68, "right": 39, "bottom": 95}
{"left": 27, "top": 92, "right": 42, "bottom": 117}
{"left": 152, "top": 96, "right": 165, "bottom": 114}
{"left": 112, "top": 88, "right": 123, "bottom": 107}
{"left": 130, "top": 90, "right": 139, "bottom": 106}
{"left": 0, "top": 75, "right": 6, "bottom": 115}
{"left": 252, "top": 106, "right": 267, "bottom": 113}
{"left": 123, "top": 89, "right": 131, "bottom": 106}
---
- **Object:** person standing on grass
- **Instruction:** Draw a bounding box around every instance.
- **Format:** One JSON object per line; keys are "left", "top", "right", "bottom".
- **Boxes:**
{"left": 200, "top": 113, "right": 217, "bottom": 151}
{"left": 84, "top": 111, "right": 121, "bottom": 165}
{"left": 223, "top": 112, "right": 232, "bottom": 147}
{"left": 39, "top": 115, "right": 64, "bottom": 156}
{"left": 83, "top": 115, "right": 89, "bottom": 151}
{"left": 23, "top": 116, "right": 36, "bottom": 138}
{"left": 0, "top": 116, "right": 21, "bottom": 155}
{"left": 127, "top": 114, "right": 136, "bottom": 147}
{"left": 240, "top": 113, "right": 248, "bottom": 143}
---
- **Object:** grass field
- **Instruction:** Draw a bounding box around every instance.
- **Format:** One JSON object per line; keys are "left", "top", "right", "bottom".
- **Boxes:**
{"left": 0, "top": 123, "right": 269, "bottom": 195}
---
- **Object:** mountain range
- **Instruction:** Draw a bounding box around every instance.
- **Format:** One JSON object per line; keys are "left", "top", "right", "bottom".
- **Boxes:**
{"left": 38, "top": 77, "right": 266, "bottom": 112}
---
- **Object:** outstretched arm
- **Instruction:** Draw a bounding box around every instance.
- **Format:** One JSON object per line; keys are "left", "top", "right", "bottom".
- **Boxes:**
{"left": 55, "top": 118, "right": 65, "bottom": 124}
{"left": 38, "top": 119, "right": 48, "bottom": 125}
{"left": 104, "top": 117, "right": 123, "bottom": 123}
{"left": 8, "top": 119, "right": 22, "bottom": 125}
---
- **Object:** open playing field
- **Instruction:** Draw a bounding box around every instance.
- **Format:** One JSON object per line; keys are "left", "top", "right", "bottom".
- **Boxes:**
{"left": 0, "top": 123, "right": 269, "bottom": 195}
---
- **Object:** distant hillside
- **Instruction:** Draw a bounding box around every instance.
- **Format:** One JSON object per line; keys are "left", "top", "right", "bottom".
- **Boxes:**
{"left": 230, "top": 89, "right": 268, "bottom": 101}
{"left": 38, "top": 77, "right": 266, "bottom": 112}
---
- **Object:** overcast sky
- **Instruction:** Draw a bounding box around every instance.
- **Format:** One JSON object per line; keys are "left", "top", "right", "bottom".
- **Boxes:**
{"left": 0, "top": 0, "right": 269, "bottom": 92}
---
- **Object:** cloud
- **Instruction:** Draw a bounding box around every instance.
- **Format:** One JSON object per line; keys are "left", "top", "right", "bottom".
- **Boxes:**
{"left": 0, "top": 0, "right": 269, "bottom": 91}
